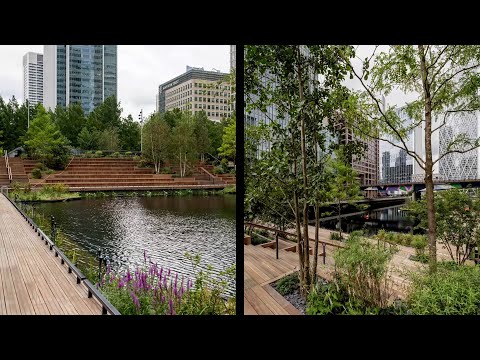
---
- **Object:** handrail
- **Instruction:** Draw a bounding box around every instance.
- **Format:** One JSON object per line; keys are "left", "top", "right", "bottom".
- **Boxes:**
{"left": 199, "top": 167, "right": 221, "bottom": 184}
{"left": 1, "top": 193, "right": 121, "bottom": 315}
{"left": 4, "top": 150, "right": 12, "bottom": 182}
{"left": 245, "top": 221, "right": 345, "bottom": 263}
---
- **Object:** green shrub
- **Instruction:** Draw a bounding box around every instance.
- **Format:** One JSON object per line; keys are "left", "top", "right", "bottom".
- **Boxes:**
{"left": 349, "top": 230, "right": 364, "bottom": 239}
{"left": 411, "top": 235, "right": 428, "bottom": 256}
{"left": 95, "top": 151, "right": 103, "bottom": 157}
{"left": 111, "top": 152, "right": 120, "bottom": 158}
{"left": 275, "top": 273, "right": 299, "bottom": 296}
{"left": 334, "top": 237, "right": 393, "bottom": 308}
{"left": 125, "top": 151, "right": 132, "bottom": 156}
{"left": 330, "top": 232, "right": 344, "bottom": 241}
{"left": 307, "top": 281, "right": 372, "bottom": 315}
{"left": 407, "top": 262, "right": 480, "bottom": 314}
{"left": 133, "top": 155, "right": 141, "bottom": 161}
{"left": 376, "top": 229, "right": 386, "bottom": 241}
{"left": 222, "top": 185, "right": 236, "bottom": 194}
{"left": 45, "top": 169, "right": 55, "bottom": 175}
{"left": 31, "top": 168, "right": 43, "bottom": 179}
{"left": 229, "top": 168, "right": 236, "bottom": 175}
{"left": 213, "top": 166, "right": 224, "bottom": 174}
{"left": 34, "top": 162, "right": 46, "bottom": 171}
{"left": 251, "top": 233, "right": 270, "bottom": 245}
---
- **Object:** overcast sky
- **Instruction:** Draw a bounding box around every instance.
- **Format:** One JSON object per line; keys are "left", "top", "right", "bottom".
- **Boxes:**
{"left": 0, "top": 45, "right": 230, "bottom": 119}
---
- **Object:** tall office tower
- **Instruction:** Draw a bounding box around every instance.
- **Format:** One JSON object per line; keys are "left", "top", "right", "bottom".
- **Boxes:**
{"left": 230, "top": 45, "right": 236, "bottom": 71}
{"left": 438, "top": 112, "right": 479, "bottom": 180}
{"left": 23, "top": 52, "right": 43, "bottom": 106}
{"left": 336, "top": 121, "right": 379, "bottom": 186}
{"left": 157, "top": 66, "right": 232, "bottom": 122}
{"left": 43, "top": 45, "right": 117, "bottom": 114}
{"left": 378, "top": 107, "right": 415, "bottom": 184}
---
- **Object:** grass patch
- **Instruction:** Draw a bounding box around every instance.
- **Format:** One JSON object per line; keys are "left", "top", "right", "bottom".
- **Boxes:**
{"left": 10, "top": 183, "right": 80, "bottom": 202}
{"left": 274, "top": 273, "right": 299, "bottom": 296}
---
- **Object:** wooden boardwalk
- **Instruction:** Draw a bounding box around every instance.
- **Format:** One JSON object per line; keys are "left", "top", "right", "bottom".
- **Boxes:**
{"left": 0, "top": 194, "right": 102, "bottom": 315}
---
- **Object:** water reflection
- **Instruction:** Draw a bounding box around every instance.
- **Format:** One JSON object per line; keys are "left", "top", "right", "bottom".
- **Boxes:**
{"left": 35, "top": 196, "right": 236, "bottom": 295}
{"left": 322, "top": 205, "right": 416, "bottom": 236}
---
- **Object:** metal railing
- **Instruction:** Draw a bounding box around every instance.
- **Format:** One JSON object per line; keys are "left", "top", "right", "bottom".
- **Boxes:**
{"left": 2, "top": 193, "right": 121, "bottom": 315}
{"left": 199, "top": 167, "right": 221, "bottom": 184}
{"left": 4, "top": 150, "right": 12, "bottom": 182}
{"left": 245, "top": 222, "right": 345, "bottom": 264}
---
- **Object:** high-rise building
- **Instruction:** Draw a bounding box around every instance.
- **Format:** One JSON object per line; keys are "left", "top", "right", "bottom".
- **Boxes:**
{"left": 337, "top": 123, "right": 379, "bottom": 186}
{"left": 230, "top": 45, "right": 236, "bottom": 71}
{"left": 23, "top": 52, "right": 43, "bottom": 106}
{"left": 157, "top": 66, "right": 232, "bottom": 122}
{"left": 43, "top": 45, "right": 117, "bottom": 114}
{"left": 379, "top": 107, "right": 415, "bottom": 184}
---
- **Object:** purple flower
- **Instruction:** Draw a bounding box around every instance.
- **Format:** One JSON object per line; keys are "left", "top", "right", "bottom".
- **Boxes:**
{"left": 118, "top": 279, "right": 125, "bottom": 289}
{"left": 167, "top": 268, "right": 171, "bottom": 277}
{"left": 159, "top": 268, "right": 163, "bottom": 280}
{"left": 161, "top": 295, "right": 165, "bottom": 304}
{"left": 106, "top": 263, "right": 111, "bottom": 275}
{"left": 126, "top": 269, "right": 131, "bottom": 282}
{"left": 130, "top": 291, "right": 140, "bottom": 310}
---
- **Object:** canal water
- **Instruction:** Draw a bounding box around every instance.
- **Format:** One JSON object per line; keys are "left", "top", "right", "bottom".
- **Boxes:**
{"left": 35, "top": 195, "right": 236, "bottom": 295}
{"left": 320, "top": 204, "right": 418, "bottom": 236}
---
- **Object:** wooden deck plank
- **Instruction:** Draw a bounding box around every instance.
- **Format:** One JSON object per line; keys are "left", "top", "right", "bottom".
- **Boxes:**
{"left": 244, "top": 288, "right": 274, "bottom": 315}
{"left": 250, "top": 285, "right": 289, "bottom": 315}
{"left": 263, "top": 285, "right": 301, "bottom": 315}
{"left": 0, "top": 194, "right": 101, "bottom": 315}
{"left": 244, "top": 296, "right": 257, "bottom": 315}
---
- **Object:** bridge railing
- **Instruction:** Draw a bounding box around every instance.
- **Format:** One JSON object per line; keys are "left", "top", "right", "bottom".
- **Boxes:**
{"left": 4, "top": 150, "right": 12, "bottom": 182}
{"left": 2, "top": 193, "right": 121, "bottom": 315}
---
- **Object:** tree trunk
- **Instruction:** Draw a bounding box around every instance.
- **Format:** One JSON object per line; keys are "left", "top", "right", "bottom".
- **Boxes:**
{"left": 179, "top": 150, "right": 182, "bottom": 178}
{"left": 338, "top": 202, "right": 342, "bottom": 239}
{"left": 292, "top": 132, "right": 305, "bottom": 286}
{"left": 297, "top": 46, "right": 310, "bottom": 292}
{"left": 312, "top": 204, "right": 320, "bottom": 286}
{"left": 419, "top": 44, "right": 437, "bottom": 273}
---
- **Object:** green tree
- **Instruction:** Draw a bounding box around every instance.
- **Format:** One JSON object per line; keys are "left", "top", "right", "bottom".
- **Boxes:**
{"left": 53, "top": 103, "right": 86, "bottom": 148}
{"left": 97, "top": 127, "right": 120, "bottom": 151}
{"left": 218, "top": 116, "right": 236, "bottom": 164}
{"left": 193, "top": 111, "right": 211, "bottom": 163}
{"left": 23, "top": 105, "right": 70, "bottom": 169}
{"left": 407, "top": 188, "right": 480, "bottom": 265}
{"left": 341, "top": 45, "right": 480, "bottom": 273}
{"left": 245, "top": 45, "right": 362, "bottom": 294}
{"left": 171, "top": 113, "right": 196, "bottom": 177}
{"left": 142, "top": 113, "right": 171, "bottom": 173}
{"left": 119, "top": 115, "right": 141, "bottom": 151}
{"left": 77, "top": 126, "right": 98, "bottom": 150}
{"left": 323, "top": 147, "right": 364, "bottom": 239}
{"left": 87, "top": 96, "right": 122, "bottom": 132}
{"left": 206, "top": 117, "right": 224, "bottom": 158}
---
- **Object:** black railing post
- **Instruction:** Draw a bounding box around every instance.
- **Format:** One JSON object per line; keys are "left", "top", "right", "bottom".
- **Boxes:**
{"left": 323, "top": 243, "right": 326, "bottom": 265}
{"left": 275, "top": 232, "right": 279, "bottom": 260}
{"left": 98, "top": 249, "right": 102, "bottom": 282}
{"left": 50, "top": 216, "right": 57, "bottom": 245}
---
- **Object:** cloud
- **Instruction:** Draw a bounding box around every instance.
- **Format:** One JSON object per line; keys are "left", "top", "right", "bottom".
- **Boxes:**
{"left": 0, "top": 45, "right": 230, "bottom": 120}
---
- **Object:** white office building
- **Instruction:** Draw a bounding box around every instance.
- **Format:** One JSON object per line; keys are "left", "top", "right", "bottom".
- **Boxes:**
{"left": 23, "top": 52, "right": 43, "bottom": 106}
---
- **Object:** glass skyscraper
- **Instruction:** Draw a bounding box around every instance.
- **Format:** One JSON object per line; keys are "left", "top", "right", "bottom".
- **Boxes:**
{"left": 43, "top": 45, "right": 117, "bottom": 114}
{"left": 379, "top": 107, "right": 415, "bottom": 184}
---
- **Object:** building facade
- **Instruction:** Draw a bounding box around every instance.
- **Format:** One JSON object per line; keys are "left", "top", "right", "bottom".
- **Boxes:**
{"left": 230, "top": 45, "right": 236, "bottom": 71}
{"left": 379, "top": 107, "right": 415, "bottom": 184}
{"left": 157, "top": 66, "right": 232, "bottom": 122}
{"left": 23, "top": 52, "right": 43, "bottom": 106}
{"left": 337, "top": 124, "right": 379, "bottom": 186}
{"left": 43, "top": 45, "right": 117, "bottom": 114}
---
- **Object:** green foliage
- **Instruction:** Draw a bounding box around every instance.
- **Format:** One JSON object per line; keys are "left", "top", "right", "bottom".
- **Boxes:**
{"left": 407, "top": 262, "right": 480, "bottom": 314}
{"left": 275, "top": 273, "right": 299, "bottom": 296}
{"left": 218, "top": 116, "right": 236, "bottom": 163}
{"left": 31, "top": 168, "right": 42, "bottom": 179}
{"left": 99, "top": 253, "right": 235, "bottom": 315}
{"left": 97, "top": 128, "right": 120, "bottom": 151}
{"left": 142, "top": 113, "right": 171, "bottom": 173}
{"left": 119, "top": 115, "right": 140, "bottom": 151}
{"left": 95, "top": 151, "right": 103, "bottom": 157}
{"left": 330, "top": 232, "right": 344, "bottom": 241}
{"left": 407, "top": 188, "right": 480, "bottom": 264}
{"left": 53, "top": 103, "right": 86, "bottom": 147}
{"left": 306, "top": 281, "right": 376, "bottom": 315}
{"left": 10, "top": 183, "right": 79, "bottom": 202}
{"left": 222, "top": 185, "right": 236, "bottom": 194}
{"left": 334, "top": 237, "right": 393, "bottom": 308}
{"left": 250, "top": 232, "right": 270, "bottom": 245}
{"left": 23, "top": 106, "right": 70, "bottom": 170}
{"left": 77, "top": 127, "right": 98, "bottom": 150}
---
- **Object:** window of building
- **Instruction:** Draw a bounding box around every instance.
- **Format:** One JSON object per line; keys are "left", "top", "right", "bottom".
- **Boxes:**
{"left": 208, "top": 112, "right": 210, "bottom": 116}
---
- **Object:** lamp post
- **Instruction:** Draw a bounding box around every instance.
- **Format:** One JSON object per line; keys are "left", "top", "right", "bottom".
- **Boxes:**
{"left": 138, "top": 109, "right": 143, "bottom": 154}
{"left": 27, "top": 99, "right": 29, "bottom": 129}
